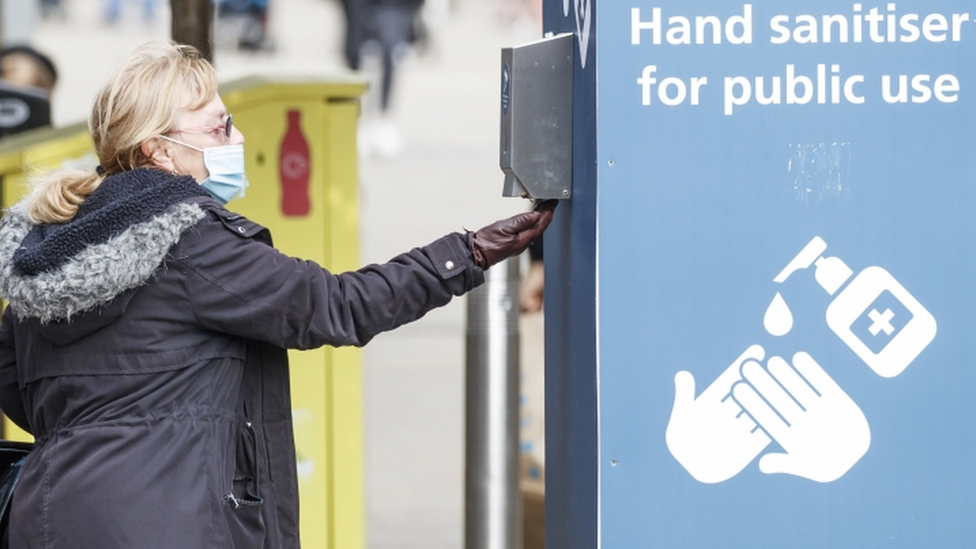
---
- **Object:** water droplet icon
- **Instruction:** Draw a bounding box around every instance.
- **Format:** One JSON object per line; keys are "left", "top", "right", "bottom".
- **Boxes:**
{"left": 764, "top": 292, "right": 793, "bottom": 336}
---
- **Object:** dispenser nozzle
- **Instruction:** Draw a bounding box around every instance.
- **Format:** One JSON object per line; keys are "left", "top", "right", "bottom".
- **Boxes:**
{"left": 774, "top": 236, "right": 827, "bottom": 283}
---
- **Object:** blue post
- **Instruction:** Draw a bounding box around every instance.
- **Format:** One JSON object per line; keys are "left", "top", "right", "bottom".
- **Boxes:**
{"left": 543, "top": 0, "right": 976, "bottom": 546}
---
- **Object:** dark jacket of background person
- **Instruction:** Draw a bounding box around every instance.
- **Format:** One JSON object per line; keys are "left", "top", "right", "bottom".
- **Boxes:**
{"left": 0, "top": 167, "right": 483, "bottom": 548}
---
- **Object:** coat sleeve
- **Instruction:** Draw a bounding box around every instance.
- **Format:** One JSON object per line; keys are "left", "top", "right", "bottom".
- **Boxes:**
{"left": 175, "top": 209, "right": 485, "bottom": 349}
{"left": 0, "top": 307, "right": 30, "bottom": 433}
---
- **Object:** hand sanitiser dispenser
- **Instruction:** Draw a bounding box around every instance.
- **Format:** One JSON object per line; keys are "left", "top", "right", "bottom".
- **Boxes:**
{"left": 774, "top": 236, "right": 937, "bottom": 378}
{"left": 500, "top": 33, "right": 573, "bottom": 199}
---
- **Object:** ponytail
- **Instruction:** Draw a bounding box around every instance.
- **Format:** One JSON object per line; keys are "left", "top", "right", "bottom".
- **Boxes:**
{"left": 25, "top": 169, "right": 104, "bottom": 224}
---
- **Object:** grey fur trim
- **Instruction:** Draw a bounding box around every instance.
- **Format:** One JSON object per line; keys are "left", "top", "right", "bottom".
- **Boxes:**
{"left": 0, "top": 202, "right": 206, "bottom": 323}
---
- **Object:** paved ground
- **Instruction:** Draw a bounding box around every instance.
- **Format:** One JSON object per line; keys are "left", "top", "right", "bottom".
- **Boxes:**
{"left": 30, "top": 1, "right": 541, "bottom": 547}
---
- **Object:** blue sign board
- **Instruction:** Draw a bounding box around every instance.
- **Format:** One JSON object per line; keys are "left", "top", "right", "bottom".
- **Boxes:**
{"left": 594, "top": 1, "right": 975, "bottom": 546}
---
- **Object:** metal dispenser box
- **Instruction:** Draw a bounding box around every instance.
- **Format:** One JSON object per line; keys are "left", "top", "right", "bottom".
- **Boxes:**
{"left": 500, "top": 33, "right": 574, "bottom": 199}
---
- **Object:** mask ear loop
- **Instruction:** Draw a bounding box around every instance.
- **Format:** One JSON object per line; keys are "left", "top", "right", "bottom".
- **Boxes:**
{"left": 156, "top": 135, "right": 201, "bottom": 177}
{"left": 158, "top": 134, "right": 204, "bottom": 152}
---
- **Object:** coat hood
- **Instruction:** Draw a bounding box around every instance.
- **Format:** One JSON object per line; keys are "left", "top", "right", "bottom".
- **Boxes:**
{"left": 0, "top": 168, "right": 210, "bottom": 335}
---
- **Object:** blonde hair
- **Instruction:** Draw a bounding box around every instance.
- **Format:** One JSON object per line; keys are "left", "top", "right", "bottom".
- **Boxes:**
{"left": 26, "top": 42, "right": 218, "bottom": 224}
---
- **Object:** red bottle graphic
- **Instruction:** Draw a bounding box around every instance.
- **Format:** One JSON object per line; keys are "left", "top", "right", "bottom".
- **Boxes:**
{"left": 279, "top": 109, "right": 310, "bottom": 216}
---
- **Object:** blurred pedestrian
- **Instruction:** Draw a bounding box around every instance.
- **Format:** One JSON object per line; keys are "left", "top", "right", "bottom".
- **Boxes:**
{"left": 0, "top": 41, "right": 555, "bottom": 549}
{"left": 520, "top": 237, "right": 545, "bottom": 313}
{"left": 343, "top": 0, "right": 425, "bottom": 157}
{"left": 40, "top": 0, "right": 66, "bottom": 20}
{"left": 214, "top": 0, "right": 272, "bottom": 51}
{"left": 0, "top": 45, "right": 58, "bottom": 138}
{"left": 0, "top": 45, "right": 58, "bottom": 97}
{"left": 104, "top": 0, "right": 158, "bottom": 24}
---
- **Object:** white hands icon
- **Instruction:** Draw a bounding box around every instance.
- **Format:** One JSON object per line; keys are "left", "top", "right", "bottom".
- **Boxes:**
{"left": 665, "top": 237, "right": 933, "bottom": 484}
{"left": 666, "top": 346, "right": 771, "bottom": 483}
{"left": 732, "top": 352, "right": 871, "bottom": 483}
{"left": 668, "top": 349, "right": 871, "bottom": 483}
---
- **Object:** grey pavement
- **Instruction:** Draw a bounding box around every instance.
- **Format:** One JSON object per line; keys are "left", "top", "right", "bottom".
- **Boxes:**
{"left": 30, "top": 1, "right": 541, "bottom": 548}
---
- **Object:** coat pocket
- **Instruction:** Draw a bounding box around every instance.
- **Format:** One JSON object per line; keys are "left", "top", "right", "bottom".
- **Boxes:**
{"left": 223, "top": 489, "right": 265, "bottom": 549}
{"left": 222, "top": 421, "right": 265, "bottom": 549}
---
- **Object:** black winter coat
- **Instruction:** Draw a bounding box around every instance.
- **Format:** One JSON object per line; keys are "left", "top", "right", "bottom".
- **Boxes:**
{"left": 0, "top": 169, "right": 483, "bottom": 548}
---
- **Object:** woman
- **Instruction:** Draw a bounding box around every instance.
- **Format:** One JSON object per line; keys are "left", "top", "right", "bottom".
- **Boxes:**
{"left": 0, "top": 42, "right": 553, "bottom": 548}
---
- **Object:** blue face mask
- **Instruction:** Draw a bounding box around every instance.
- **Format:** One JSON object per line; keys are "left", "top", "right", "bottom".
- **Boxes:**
{"left": 197, "top": 144, "right": 249, "bottom": 204}
{"left": 159, "top": 136, "right": 249, "bottom": 204}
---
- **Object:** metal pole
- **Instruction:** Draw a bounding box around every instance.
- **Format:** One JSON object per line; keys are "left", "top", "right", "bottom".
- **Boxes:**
{"left": 465, "top": 257, "right": 522, "bottom": 549}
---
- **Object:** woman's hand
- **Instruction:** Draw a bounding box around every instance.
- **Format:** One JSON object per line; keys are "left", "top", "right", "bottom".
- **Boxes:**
{"left": 469, "top": 200, "right": 557, "bottom": 269}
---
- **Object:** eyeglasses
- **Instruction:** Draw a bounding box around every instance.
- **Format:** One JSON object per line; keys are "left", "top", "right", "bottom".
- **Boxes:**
{"left": 170, "top": 114, "right": 233, "bottom": 138}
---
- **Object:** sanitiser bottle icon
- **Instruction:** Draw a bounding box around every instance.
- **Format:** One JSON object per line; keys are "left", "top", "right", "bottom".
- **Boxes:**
{"left": 774, "top": 236, "right": 937, "bottom": 378}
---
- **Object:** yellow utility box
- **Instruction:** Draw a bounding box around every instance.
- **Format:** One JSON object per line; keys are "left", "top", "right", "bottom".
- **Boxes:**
{"left": 0, "top": 76, "right": 368, "bottom": 549}
{"left": 0, "top": 122, "right": 94, "bottom": 209}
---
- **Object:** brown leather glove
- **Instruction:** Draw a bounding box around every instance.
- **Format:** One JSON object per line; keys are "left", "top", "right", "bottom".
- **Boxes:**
{"left": 469, "top": 200, "right": 557, "bottom": 269}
